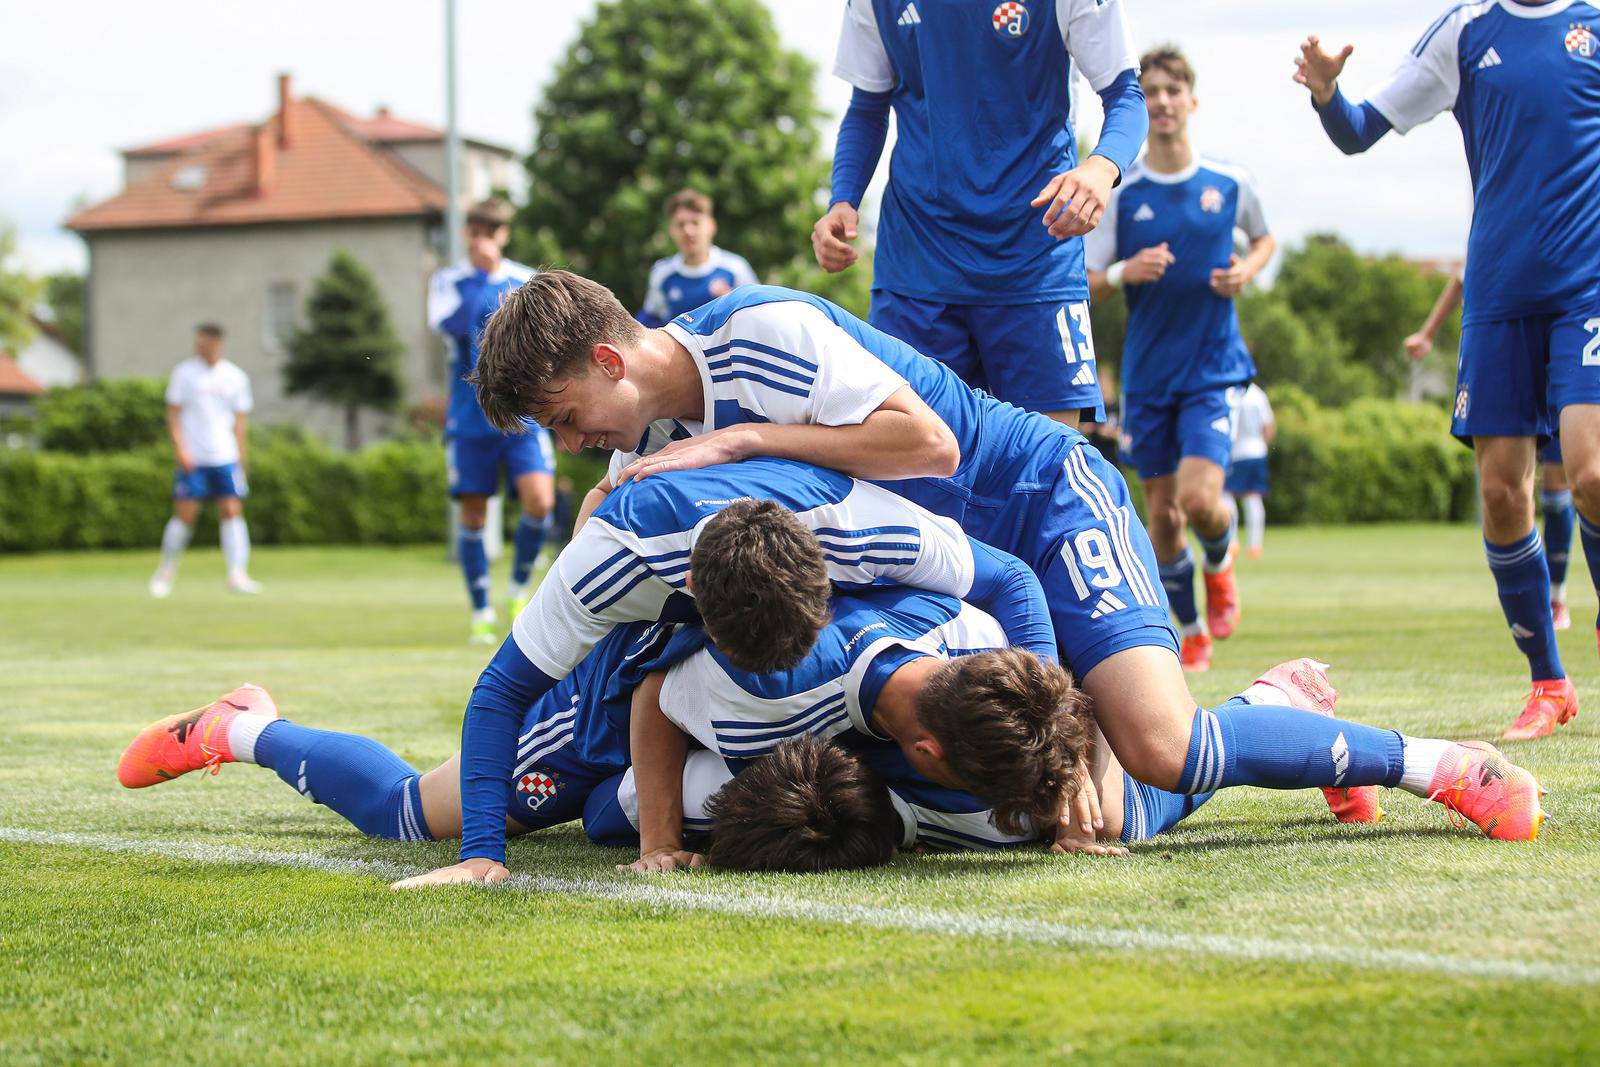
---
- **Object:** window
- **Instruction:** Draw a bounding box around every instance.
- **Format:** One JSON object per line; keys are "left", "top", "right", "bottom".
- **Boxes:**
{"left": 264, "top": 282, "right": 297, "bottom": 353}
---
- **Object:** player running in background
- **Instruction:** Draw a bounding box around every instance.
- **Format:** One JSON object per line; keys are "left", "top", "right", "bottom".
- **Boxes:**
{"left": 1225, "top": 383, "right": 1276, "bottom": 560}
{"left": 1296, "top": 1, "right": 1600, "bottom": 738}
{"left": 1407, "top": 268, "right": 1577, "bottom": 630}
{"left": 1085, "top": 46, "right": 1276, "bottom": 673}
{"left": 428, "top": 198, "right": 556, "bottom": 645}
{"left": 814, "top": 0, "right": 1149, "bottom": 429}
{"left": 636, "top": 189, "right": 758, "bottom": 328}
{"left": 148, "top": 323, "right": 261, "bottom": 598}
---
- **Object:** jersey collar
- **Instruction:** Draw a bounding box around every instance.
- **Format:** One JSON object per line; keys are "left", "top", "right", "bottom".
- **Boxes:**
{"left": 1500, "top": 0, "right": 1575, "bottom": 16}
{"left": 667, "top": 248, "right": 727, "bottom": 279}
{"left": 1135, "top": 157, "right": 1201, "bottom": 185}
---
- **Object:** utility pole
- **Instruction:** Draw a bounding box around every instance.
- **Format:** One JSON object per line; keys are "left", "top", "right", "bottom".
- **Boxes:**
{"left": 444, "top": 0, "right": 463, "bottom": 264}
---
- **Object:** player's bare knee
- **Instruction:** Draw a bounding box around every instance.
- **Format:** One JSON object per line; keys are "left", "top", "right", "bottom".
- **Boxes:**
{"left": 458, "top": 496, "right": 489, "bottom": 529}
{"left": 1565, "top": 463, "right": 1600, "bottom": 517}
{"left": 1479, "top": 475, "right": 1533, "bottom": 526}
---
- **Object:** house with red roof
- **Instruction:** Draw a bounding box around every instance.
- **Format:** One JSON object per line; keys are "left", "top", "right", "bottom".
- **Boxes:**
{"left": 67, "top": 74, "right": 516, "bottom": 439}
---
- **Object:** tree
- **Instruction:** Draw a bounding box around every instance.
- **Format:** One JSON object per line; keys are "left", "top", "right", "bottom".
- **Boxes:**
{"left": 516, "top": 0, "right": 829, "bottom": 309}
{"left": 0, "top": 224, "right": 40, "bottom": 356}
{"left": 284, "top": 250, "right": 404, "bottom": 450}
{"left": 43, "top": 273, "right": 84, "bottom": 355}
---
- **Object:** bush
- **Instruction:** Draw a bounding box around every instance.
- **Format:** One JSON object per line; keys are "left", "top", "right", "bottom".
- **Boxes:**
{"left": 32, "top": 379, "right": 168, "bottom": 453}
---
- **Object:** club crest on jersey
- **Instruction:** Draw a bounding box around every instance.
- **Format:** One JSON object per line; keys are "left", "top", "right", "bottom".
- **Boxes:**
{"left": 517, "top": 771, "right": 559, "bottom": 810}
{"left": 1199, "top": 186, "right": 1225, "bottom": 214}
{"left": 709, "top": 277, "right": 732, "bottom": 297}
{"left": 991, "top": 1, "right": 1029, "bottom": 38}
{"left": 1454, "top": 387, "right": 1470, "bottom": 420}
{"left": 1566, "top": 23, "right": 1597, "bottom": 59}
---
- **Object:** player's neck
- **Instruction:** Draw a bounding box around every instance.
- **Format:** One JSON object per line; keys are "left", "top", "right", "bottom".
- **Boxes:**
{"left": 679, "top": 246, "right": 711, "bottom": 268}
{"left": 641, "top": 331, "right": 707, "bottom": 423}
{"left": 1143, "top": 136, "right": 1195, "bottom": 176}
{"left": 871, "top": 656, "right": 942, "bottom": 741}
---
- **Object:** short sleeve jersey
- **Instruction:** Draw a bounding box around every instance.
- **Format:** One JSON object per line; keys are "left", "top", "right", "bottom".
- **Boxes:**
{"left": 1084, "top": 157, "right": 1267, "bottom": 401}
{"left": 1365, "top": 0, "right": 1600, "bottom": 322}
{"left": 638, "top": 248, "right": 758, "bottom": 326}
{"left": 1231, "top": 383, "right": 1274, "bottom": 461}
{"left": 165, "top": 357, "right": 253, "bottom": 467}
{"left": 428, "top": 258, "right": 536, "bottom": 438}
{"left": 833, "top": 0, "right": 1138, "bottom": 304}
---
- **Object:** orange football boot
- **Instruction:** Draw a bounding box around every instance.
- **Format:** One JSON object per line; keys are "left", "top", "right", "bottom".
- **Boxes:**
{"left": 1180, "top": 632, "right": 1213, "bottom": 672}
{"left": 1427, "top": 741, "right": 1547, "bottom": 840}
{"left": 117, "top": 683, "right": 279, "bottom": 788}
{"left": 1252, "top": 658, "right": 1382, "bottom": 823}
{"left": 1502, "top": 678, "right": 1578, "bottom": 741}
{"left": 1203, "top": 555, "right": 1241, "bottom": 639}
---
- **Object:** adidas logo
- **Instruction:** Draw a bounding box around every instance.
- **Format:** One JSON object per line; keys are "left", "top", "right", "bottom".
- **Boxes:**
{"left": 1133, "top": 203, "right": 1155, "bottom": 222}
{"left": 897, "top": 2, "right": 921, "bottom": 26}
{"left": 1477, "top": 46, "right": 1502, "bottom": 70}
{"left": 1070, "top": 364, "right": 1096, "bottom": 387}
{"left": 1511, "top": 622, "right": 1535, "bottom": 639}
{"left": 1090, "top": 590, "right": 1126, "bottom": 618}
{"left": 1330, "top": 733, "right": 1350, "bottom": 786}
{"left": 1210, "top": 416, "right": 1231, "bottom": 434}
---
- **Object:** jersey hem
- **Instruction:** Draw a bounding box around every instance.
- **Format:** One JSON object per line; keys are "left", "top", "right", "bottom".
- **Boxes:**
{"left": 871, "top": 285, "right": 1091, "bottom": 308}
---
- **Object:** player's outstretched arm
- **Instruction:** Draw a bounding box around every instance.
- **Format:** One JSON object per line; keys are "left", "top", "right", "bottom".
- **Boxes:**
{"left": 1294, "top": 35, "right": 1392, "bottom": 154}
{"left": 1405, "top": 272, "right": 1463, "bottom": 360}
{"left": 620, "top": 671, "right": 703, "bottom": 873}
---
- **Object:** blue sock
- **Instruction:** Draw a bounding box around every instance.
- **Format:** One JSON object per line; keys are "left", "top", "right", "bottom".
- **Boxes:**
{"left": 1582, "top": 513, "right": 1600, "bottom": 632}
{"left": 511, "top": 514, "right": 551, "bottom": 587}
{"left": 1486, "top": 531, "right": 1564, "bottom": 680}
{"left": 1159, "top": 547, "right": 1201, "bottom": 630}
{"left": 254, "top": 720, "right": 432, "bottom": 841}
{"left": 459, "top": 526, "right": 490, "bottom": 611}
{"left": 1120, "top": 775, "right": 1212, "bottom": 842}
{"left": 1195, "top": 512, "right": 1236, "bottom": 570}
{"left": 1543, "top": 489, "right": 1574, "bottom": 589}
{"left": 1176, "top": 704, "right": 1405, "bottom": 795}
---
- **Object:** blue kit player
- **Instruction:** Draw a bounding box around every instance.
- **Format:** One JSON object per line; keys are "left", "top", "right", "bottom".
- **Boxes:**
{"left": 637, "top": 189, "right": 758, "bottom": 328}
{"left": 815, "top": 0, "right": 1150, "bottom": 429}
{"left": 1085, "top": 46, "right": 1276, "bottom": 673}
{"left": 1296, "top": 0, "right": 1600, "bottom": 738}
{"left": 428, "top": 198, "right": 557, "bottom": 644}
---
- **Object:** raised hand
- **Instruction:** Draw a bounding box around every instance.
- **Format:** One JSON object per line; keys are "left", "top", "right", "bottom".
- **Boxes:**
{"left": 1294, "top": 35, "right": 1354, "bottom": 107}
{"left": 812, "top": 202, "right": 861, "bottom": 273}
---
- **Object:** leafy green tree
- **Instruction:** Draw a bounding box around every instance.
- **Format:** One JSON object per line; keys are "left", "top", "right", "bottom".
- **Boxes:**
{"left": 1237, "top": 288, "right": 1377, "bottom": 406}
{"left": 33, "top": 379, "right": 167, "bottom": 453}
{"left": 0, "top": 224, "right": 41, "bottom": 356}
{"left": 43, "top": 273, "right": 84, "bottom": 355}
{"left": 765, "top": 251, "right": 875, "bottom": 321}
{"left": 284, "top": 250, "right": 404, "bottom": 450}
{"left": 516, "top": 0, "right": 829, "bottom": 309}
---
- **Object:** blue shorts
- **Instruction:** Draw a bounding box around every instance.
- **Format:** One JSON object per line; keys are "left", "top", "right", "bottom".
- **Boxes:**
{"left": 503, "top": 697, "right": 627, "bottom": 834}
{"left": 869, "top": 290, "right": 1107, "bottom": 422}
{"left": 173, "top": 463, "right": 246, "bottom": 500}
{"left": 1226, "top": 456, "right": 1269, "bottom": 495}
{"left": 447, "top": 430, "right": 555, "bottom": 498}
{"left": 1122, "top": 387, "right": 1241, "bottom": 481}
{"left": 1452, "top": 292, "right": 1600, "bottom": 443}
{"left": 1540, "top": 436, "right": 1564, "bottom": 465}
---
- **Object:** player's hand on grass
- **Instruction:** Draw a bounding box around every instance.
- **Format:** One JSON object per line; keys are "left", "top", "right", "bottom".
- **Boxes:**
{"left": 613, "top": 426, "right": 753, "bottom": 485}
{"left": 1294, "top": 35, "right": 1353, "bottom": 108}
{"left": 389, "top": 858, "right": 509, "bottom": 890}
{"left": 1032, "top": 155, "right": 1118, "bottom": 239}
{"left": 813, "top": 202, "right": 861, "bottom": 273}
{"left": 1125, "top": 243, "right": 1175, "bottom": 285}
{"left": 1403, "top": 331, "right": 1434, "bottom": 361}
{"left": 1208, "top": 254, "right": 1250, "bottom": 298}
{"left": 619, "top": 847, "right": 704, "bottom": 873}
{"left": 1047, "top": 761, "right": 1125, "bottom": 856}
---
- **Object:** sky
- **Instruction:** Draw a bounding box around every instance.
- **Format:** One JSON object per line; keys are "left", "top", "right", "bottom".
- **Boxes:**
{"left": 0, "top": 1, "right": 1476, "bottom": 276}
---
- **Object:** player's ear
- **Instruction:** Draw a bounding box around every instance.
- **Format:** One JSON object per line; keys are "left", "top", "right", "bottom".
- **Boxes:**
{"left": 593, "top": 343, "right": 626, "bottom": 380}
{"left": 683, "top": 571, "right": 694, "bottom": 594}
{"left": 912, "top": 736, "right": 945, "bottom": 764}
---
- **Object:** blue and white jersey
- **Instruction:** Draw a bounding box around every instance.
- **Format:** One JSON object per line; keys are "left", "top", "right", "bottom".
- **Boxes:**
{"left": 833, "top": 0, "right": 1138, "bottom": 304}
{"left": 512, "top": 458, "right": 982, "bottom": 684}
{"left": 655, "top": 586, "right": 1007, "bottom": 758}
{"left": 614, "top": 286, "right": 1085, "bottom": 541}
{"left": 427, "top": 258, "right": 537, "bottom": 438}
{"left": 638, "top": 248, "right": 758, "bottom": 327}
{"left": 1083, "top": 157, "right": 1267, "bottom": 400}
{"left": 1366, "top": 0, "right": 1600, "bottom": 322}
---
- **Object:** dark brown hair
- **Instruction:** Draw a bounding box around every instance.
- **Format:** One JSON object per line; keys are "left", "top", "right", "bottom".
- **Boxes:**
{"left": 914, "top": 648, "right": 1090, "bottom": 835}
{"left": 472, "top": 269, "right": 643, "bottom": 431}
{"left": 664, "top": 188, "right": 713, "bottom": 218}
{"left": 195, "top": 322, "right": 224, "bottom": 338}
{"left": 705, "top": 734, "right": 898, "bottom": 872}
{"left": 466, "top": 197, "right": 515, "bottom": 230}
{"left": 1140, "top": 45, "right": 1195, "bottom": 89}
{"left": 691, "top": 499, "right": 832, "bottom": 674}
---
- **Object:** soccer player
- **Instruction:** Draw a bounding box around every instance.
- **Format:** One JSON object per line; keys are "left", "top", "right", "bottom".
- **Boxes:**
{"left": 148, "top": 323, "right": 260, "bottom": 598}
{"left": 815, "top": 0, "right": 1150, "bottom": 428}
{"left": 636, "top": 189, "right": 758, "bottom": 328}
{"left": 1407, "top": 268, "right": 1577, "bottom": 630}
{"left": 1225, "top": 383, "right": 1276, "bottom": 560}
{"left": 471, "top": 273, "right": 1549, "bottom": 873}
{"left": 1085, "top": 46, "right": 1276, "bottom": 673}
{"left": 428, "top": 198, "right": 556, "bottom": 644}
{"left": 1295, "top": 3, "right": 1600, "bottom": 738}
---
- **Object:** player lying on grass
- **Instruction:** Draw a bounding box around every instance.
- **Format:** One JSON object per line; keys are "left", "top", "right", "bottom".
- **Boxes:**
{"left": 473, "top": 272, "right": 1552, "bottom": 857}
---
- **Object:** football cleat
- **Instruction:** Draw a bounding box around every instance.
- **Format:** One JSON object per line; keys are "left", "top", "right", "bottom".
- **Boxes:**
{"left": 227, "top": 571, "right": 263, "bottom": 595}
{"left": 1502, "top": 677, "right": 1578, "bottom": 741}
{"left": 1246, "top": 545, "right": 1264, "bottom": 560}
{"left": 1426, "top": 741, "right": 1546, "bottom": 841}
{"left": 1253, "top": 658, "right": 1382, "bottom": 823}
{"left": 117, "top": 683, "right": 279, "bottom": 788}
{"left": 149, "top": 567, "right": 175, "bottom": 599}
{"left": 1551, "top": 598, "right": 1571, "bottom": 631}
{"left": 506, "top": 585, "right": 533, "bottom": 625}
{"left": 470, "top": 621, "right": 499, "bottom": 646}
{"left": 1179, "top": 632, "right": 1213, "bottom": 672}
{"left": 1203, "top": 555, "right": 1241, "bottom": 639}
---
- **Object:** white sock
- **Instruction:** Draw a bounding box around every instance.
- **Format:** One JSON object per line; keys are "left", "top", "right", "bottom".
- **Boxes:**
{"left": 1179, "top": 620, "right": 1205, "bottom": 638}
{"left": 1397, "top": 736, "right": 1455, "bottom": 797}
{"left": 1243, "top": 495, "right": 1266, "bottom": 551}
{"left": 227, "top": 712, "right": 274, "bottom": 765}
{"left": 1237, "top": 681, "right": 1287, "bottom": 706}
{"left": 471, "top": 606, "right": 497, "bottom": 626}
{"left": 220, "top": 516, "right": 251, "bottom": 574}
{"left": 159, "top": 518, "right": 193, "bottom": 571}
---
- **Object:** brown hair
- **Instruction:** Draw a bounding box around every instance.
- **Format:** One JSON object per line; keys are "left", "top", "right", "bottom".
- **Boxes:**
{"left": 664, "top": 188, "right": 713, "bottom": 218}
{"left": 705, "top": 735, "right": 898, "bottom": 872}
{"left": 690, "top": 498, "right": 832, "bottom": 674}
{"left": 1140, "top": 45, "right": 1195, "bottom": 89}
{"left": 914, "top": 648, "right": 1090, "bottom": 835}
{"left": 471, "top": 269, "right": 643, "bottom": 431}
{"left": 465, "top": 197, "right": 515, "bottom": 230}
{"left": 195, "top": 322, "right": 224, "bottom": 338}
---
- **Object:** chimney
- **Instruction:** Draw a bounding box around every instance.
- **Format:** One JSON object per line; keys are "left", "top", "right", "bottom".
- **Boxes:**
{"left": 376, "top": 105, "right": 391, "bottom": 120}
{"left": 253, "top": 123, "right": 276, "bottom": 198}
{"left": 277, "top": 72, "right": 294, "bottom": 149}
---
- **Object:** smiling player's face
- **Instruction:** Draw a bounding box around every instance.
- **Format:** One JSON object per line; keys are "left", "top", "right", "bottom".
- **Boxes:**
{"left": 1142, "top": 67, "right": 1196, "bottom": 141}
{"left": 532, "top": 351, "right": 649, "bottom": 457}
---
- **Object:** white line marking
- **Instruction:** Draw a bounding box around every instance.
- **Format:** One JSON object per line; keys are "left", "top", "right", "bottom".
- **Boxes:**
{"left": 4, "top": 826, "right": 1594, "bottom": 986}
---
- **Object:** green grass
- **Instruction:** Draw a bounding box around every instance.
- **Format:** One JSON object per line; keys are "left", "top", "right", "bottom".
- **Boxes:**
{"left": 3, "top": 530, "right": 1599, "bottom": 1064}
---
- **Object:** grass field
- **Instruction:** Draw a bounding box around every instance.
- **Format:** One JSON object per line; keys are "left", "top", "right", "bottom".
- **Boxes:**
{"left": 3, "top": 527, "right": 1599, "bottom": 1064}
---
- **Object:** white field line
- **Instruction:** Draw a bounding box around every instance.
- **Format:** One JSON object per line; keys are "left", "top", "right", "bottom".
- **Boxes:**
{"left": 5, "top": 826, "right": 1596, "bottom": 986}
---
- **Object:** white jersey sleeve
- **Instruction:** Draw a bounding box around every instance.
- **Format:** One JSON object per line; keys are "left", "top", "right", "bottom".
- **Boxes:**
{"left": 1082, "top": 184, "right": 1122, "bottom": 271}
{"left": 164, "top": 362, "right": 188, "bottom": 407}
{"left": 834, "top": 0, "right": 894, "bottom": 92}
{"left": 427, "top": 263, "right": 470, "bottom": 333}
{"left": 230, "top": 364, "right": 254, "bottom": 414}
{"left": 640, "top": 258, "right": 673, "bottom": 323}
{"left": 1234, "top": 166, "right": 1269, "bottom": 242}
{"left": 891, "top": 791, "right": 1038, "bottom": 851}
{"left": 728, "top": 253, "right": 759, "bottom": 289}
{"left": 659, "top": 648, "right": 857, "bottom": 757}
{"left": 818, "top": 479, "right": 977, "bottom": 597}
{"left": 1367, "top": 5, "right": 1478, "bottom": 134}
{"left": 612, "top": 750, "right": 736, "bottom": 835}
{"left": 1057, "top": 0, "right": 1138, "bottom": 92}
